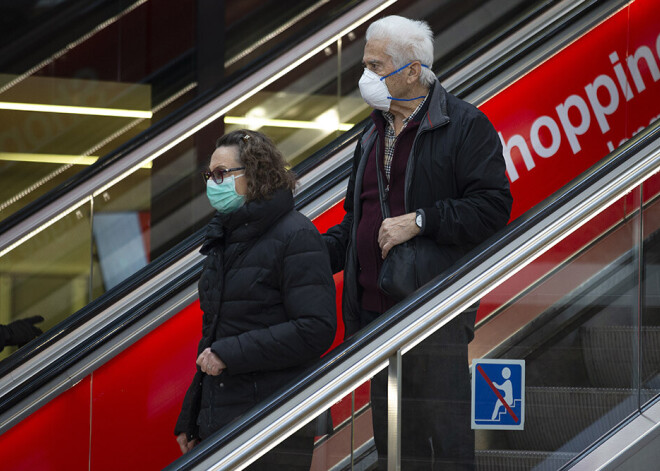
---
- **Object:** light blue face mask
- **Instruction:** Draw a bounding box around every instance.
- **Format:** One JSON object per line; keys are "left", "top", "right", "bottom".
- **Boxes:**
{"left": 206, "top": 174, "right": 246, "bottom": 214}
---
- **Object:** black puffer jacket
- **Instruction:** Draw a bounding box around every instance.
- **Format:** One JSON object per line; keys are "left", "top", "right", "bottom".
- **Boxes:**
{"left": 175, "top": 189, "right": 336, "bottom": 440}
{"left": 324, "top": 79, "right": 512, "bottom": 336}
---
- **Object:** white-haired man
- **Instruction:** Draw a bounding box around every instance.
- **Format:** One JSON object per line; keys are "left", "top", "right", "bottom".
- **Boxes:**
{"left": 324, "top": 16, "right": 512, "bottom": 469}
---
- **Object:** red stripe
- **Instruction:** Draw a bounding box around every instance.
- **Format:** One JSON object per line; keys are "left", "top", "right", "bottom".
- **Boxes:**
{"left": 476, "top": 364, "right": 519, "bottom": 423}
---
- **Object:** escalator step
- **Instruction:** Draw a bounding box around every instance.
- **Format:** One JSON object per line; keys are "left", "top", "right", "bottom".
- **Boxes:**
{"left": 581, "top": 326, "right": 660, "bottom": 389}
{"left": 475, "top": 449, "right": 576, "bottom": 471}
{"left": 505, "top": 387, "right": 659, "bottom": 452}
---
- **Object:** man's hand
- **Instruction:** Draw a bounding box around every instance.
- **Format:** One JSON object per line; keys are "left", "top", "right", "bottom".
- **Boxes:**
{"left": 196, "top": 347, "right": 226, "bottom": 376}
{"left": 378, "top": 212, "right": 420, "bottom": 259}
{"left": 176, "top": 433, "right": 199, "bottom": 454}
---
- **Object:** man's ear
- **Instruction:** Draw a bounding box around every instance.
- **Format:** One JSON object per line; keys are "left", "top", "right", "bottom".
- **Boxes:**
{"left": 407, "top": 61, "right": 422, "bottom": 83}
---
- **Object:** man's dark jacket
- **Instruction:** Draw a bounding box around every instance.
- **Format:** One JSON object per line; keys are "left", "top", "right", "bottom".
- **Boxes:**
{"left": 175, "top": 189, "right": 336, "bottom": 440}
{"left": 323, "top": 79, "right": 513, "bottom": 336}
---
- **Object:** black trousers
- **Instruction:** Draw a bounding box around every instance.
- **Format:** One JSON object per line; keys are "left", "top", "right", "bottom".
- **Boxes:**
{"left": 366, "top": 309, "right": 476, "bottom": 470}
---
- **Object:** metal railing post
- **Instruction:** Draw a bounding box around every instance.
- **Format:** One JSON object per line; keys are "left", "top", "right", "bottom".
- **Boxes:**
{"left": 387, "top": 350, "right": 402, "bottom": 471}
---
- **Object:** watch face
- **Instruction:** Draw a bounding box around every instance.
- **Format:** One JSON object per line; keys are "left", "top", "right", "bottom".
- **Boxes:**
{"left": 416, "top": 213, "right": 422, "bottom": 227}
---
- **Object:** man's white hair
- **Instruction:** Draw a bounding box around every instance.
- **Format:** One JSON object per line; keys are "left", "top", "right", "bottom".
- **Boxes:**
{"left": 366, "top": 15, "right": 435, "bottom": 87}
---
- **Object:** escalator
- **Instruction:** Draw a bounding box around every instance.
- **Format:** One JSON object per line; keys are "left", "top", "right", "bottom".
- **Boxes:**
{"left": 1, "top": 0, "right": 659, "bottom": 469}
{"left": 164, "top": 120, "right": 660, "bottom": 470}
{"left": 0, "top": 0, "right": 551, "bottom": 356}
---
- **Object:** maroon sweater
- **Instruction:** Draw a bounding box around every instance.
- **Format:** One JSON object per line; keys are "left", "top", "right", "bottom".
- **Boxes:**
{"left": 356, "top": 111, "right": 423, "bottom": 314}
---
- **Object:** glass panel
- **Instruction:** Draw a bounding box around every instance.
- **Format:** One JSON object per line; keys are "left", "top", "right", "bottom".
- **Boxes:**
{"left": 91, "top": 167, "right": 152, "bottom": 299}
{"left": 244, "top": 382, "right": 372, "bottom": 470}
{"left": 392, "top": 321, "right": 474, "bottom": 469}
{"left": 641, "top": 172, "right": 660, "bottom": 399}
{"left": 224, "top": 0, "right": 541, "bottom": 165}
{"left": 0, "top": 200, "right": 92, "bottom": 360}
{"left": 468, "top": 191, "right": 642, "bottom": 469}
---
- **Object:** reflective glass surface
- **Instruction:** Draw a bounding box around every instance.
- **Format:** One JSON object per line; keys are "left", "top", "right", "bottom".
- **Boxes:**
{"left": 246, "top": 383, "right": 372, "bottom": 470}
{"left": 466, "top": 191, "right": 643, "bottom": 469}
{"left": 0, "top": 201, "right": 92, "bottom": 360}
{"left": 641, "top": 172, "right": 660, "bottom": 397}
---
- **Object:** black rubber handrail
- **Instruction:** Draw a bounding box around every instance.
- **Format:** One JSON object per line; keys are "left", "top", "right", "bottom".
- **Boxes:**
{"left": 165, "top": 118, "right": 660, "bottom": 471}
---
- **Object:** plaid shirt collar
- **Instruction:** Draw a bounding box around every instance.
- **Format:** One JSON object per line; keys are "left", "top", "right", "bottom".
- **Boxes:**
{"left": 381, "top": 94, "right": 429, "bottom": 179}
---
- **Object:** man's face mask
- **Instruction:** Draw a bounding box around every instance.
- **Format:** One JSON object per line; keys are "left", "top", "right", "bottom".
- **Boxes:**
{"left": 206, "top": 174, "right": 246, "bottom": 214}
{"left": 358, "top": 62, "right": 430, "bottom": 111}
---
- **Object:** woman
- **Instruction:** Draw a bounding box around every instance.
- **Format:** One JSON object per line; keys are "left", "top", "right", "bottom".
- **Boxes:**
{"left": 174, "top": 130, "right": 336, "bottom": 468}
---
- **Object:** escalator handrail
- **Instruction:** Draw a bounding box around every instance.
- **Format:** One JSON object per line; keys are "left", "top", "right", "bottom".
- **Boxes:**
{"left": 165, "top": 119, "right": 660, "bottom": 470}
{"left": 0, "top": 0, "right": 626, "bottom": 424}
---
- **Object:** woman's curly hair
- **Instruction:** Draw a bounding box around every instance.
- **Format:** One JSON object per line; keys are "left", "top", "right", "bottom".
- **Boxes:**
{"left": 214, "top": 129, "right": 296, "bottom": 202}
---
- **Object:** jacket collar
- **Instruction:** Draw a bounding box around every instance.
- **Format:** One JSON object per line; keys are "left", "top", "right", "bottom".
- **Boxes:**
{"left": 418, "top": 79, "right": 450, "bottom": 132}
{"left": 364, "top": 79, "right": 449, "bottom": 146}
{"left": 200, "top": 188, "right": 294, "bottom": 253}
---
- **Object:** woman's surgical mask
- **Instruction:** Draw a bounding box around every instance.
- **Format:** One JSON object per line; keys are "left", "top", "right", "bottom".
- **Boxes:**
{"left": 206, "top": 174, "right": 246, "bottom": 214}
{"left": 358, "top": 62, "right": 430, "bottom": 111}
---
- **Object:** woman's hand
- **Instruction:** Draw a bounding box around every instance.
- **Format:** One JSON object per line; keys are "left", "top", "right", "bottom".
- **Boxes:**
{"left": 196, "top": 347, "right": 226, "bottom": 376}
{"left": 176, "top": 433, "right": 199, "bottom": 454}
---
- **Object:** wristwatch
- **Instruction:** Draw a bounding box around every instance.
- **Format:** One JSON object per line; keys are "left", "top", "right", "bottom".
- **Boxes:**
{"left": 415, "top": 209, "right": 425, "bottom": 234}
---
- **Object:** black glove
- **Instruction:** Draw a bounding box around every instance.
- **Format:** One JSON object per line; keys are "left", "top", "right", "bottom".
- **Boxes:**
{"left": 2, "top": 316, "right": 44, "bottom": 347}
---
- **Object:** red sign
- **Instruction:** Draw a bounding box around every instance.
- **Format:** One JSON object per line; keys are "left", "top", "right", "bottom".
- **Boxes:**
{"left": 481, "top": 0, "right": 660, "bottom": 221}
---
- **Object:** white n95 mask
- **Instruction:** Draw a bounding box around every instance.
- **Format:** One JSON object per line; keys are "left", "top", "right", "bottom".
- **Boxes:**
{"left": 358, "top": 62, "right": 431, "bottom": 111}
{"left": 359, "top": 68, "right": 391, "bottom": 111}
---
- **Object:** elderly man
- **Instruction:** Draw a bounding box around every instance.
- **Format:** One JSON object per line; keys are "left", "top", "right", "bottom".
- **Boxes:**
{"left": 323, "top": 16, "right": 512, "bottom": 470}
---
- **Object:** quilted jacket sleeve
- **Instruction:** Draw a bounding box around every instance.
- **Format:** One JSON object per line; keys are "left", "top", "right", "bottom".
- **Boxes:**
{"left": 210, "top": 227, "right": 337, "bottom": 375}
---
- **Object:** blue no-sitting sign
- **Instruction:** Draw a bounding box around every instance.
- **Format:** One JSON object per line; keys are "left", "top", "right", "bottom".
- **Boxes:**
{"left": 471, "top": 359, "right": 525, "bottom": 430}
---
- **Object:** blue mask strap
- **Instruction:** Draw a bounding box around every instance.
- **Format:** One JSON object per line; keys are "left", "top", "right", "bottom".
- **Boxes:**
{"left": 380, "top": 62, "right": 430, "bottom": 80}
{"left": 388, "top": 95, "right": 427, "bottom": 101}
{"left": 381, "top": 62, "right": 431, "bottom": 101}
